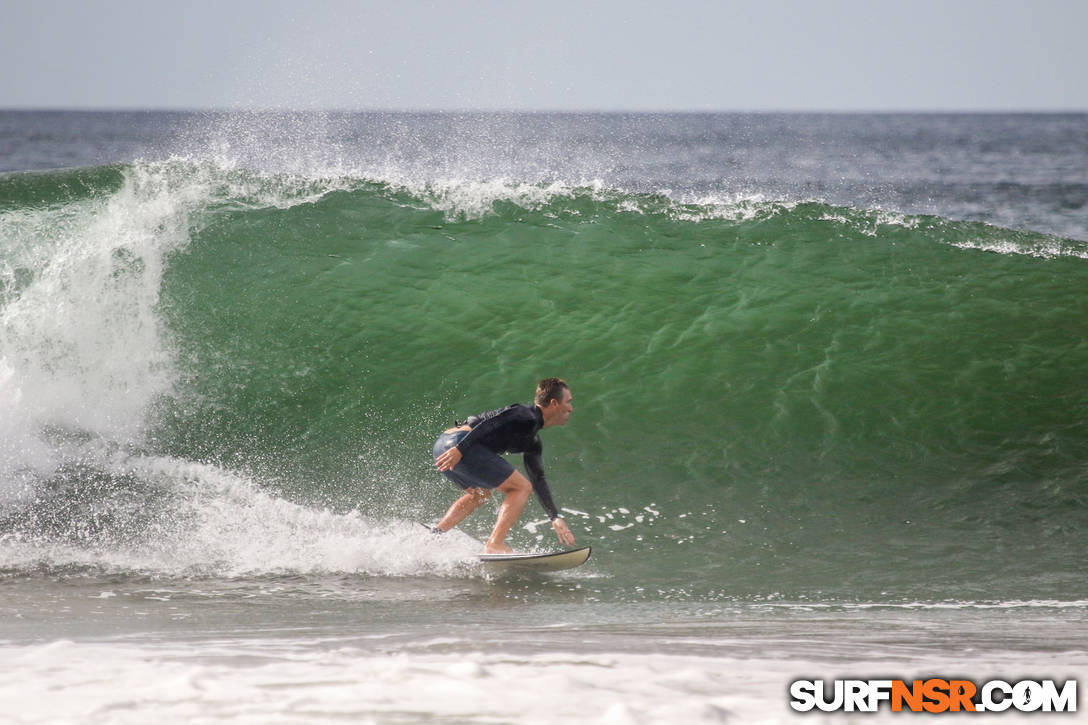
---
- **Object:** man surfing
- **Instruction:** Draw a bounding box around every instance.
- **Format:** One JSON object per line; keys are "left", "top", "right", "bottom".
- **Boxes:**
{"left": 432, "top": 377, "right": 576, "bottom": 554}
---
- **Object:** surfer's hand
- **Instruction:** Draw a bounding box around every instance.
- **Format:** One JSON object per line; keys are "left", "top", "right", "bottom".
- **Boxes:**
{"left": 552, "top": 517, "right": 575, "bottom": 546}
{"left": 435, "top": 447, "right": 462, "bottom": 471}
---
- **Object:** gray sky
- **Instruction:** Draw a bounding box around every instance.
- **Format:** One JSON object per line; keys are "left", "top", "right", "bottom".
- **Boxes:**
{"left": 3, "top": 0, "right": 1086, "bottom": 111}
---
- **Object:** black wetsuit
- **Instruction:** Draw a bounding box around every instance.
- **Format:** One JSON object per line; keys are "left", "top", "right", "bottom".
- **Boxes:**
{"left": 456, "top": 403, "right": 561, "bottom": 520}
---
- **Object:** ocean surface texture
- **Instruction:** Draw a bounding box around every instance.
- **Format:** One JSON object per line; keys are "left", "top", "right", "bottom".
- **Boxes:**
{"left": 1, "top": 111, "right": 1086, "bottom": 723}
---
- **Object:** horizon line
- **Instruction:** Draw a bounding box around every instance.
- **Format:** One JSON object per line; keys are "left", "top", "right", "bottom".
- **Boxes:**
{"left": 2, "top": 105, "right": 1087, "bottom": 116}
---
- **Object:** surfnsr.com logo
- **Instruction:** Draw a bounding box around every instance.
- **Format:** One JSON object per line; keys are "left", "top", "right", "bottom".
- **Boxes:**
{"left": 789, "top": 678, "right": 1077, "bottom": 713}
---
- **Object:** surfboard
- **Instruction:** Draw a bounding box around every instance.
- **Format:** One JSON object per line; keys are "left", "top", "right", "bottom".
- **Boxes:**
{"left": 476, "top": 546, "right": 592, "bottom": 572}
{"left": 418, "top": 524, "right": 591, "bottom": 572}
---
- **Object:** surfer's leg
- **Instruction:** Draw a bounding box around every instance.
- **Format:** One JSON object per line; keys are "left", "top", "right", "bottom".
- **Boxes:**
{"left": 485, "top": 471, "right": 531, "bottom": 554}
{"left": 435, "top": 487, "right": 492, "bottom": 532}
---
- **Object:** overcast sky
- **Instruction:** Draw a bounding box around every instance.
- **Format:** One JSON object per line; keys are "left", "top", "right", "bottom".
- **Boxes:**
{"left": 2, "top": 0, "right": 1086, "bottom": 111}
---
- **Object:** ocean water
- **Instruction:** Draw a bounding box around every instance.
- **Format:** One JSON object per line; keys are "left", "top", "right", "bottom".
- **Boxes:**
{"left": 1, "top": 110, "right": 1086, "bottom": 723}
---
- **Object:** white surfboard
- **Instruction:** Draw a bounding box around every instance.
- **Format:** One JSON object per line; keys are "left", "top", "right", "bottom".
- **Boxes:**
{"left": 476, "top": 546, "right": 592, "bottom": 572}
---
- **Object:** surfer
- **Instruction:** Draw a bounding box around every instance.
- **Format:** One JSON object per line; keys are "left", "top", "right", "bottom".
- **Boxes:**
{"left": 432, "top": 377, "right": 576, "bottom": 554}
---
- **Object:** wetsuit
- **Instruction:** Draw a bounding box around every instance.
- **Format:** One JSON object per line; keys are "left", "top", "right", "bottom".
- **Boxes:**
{"left": 432, "top": 403, "right": 561, "bottom": 520}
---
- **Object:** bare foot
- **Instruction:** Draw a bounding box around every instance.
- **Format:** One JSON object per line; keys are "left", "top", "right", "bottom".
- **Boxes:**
{"left": 484, "top": 543, "right": 514, "bottom": 554}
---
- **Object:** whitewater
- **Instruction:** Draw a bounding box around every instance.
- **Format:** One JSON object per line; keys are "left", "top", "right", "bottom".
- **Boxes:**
{"left": 1, "top": 111, "right": 1086, "bottom": 723}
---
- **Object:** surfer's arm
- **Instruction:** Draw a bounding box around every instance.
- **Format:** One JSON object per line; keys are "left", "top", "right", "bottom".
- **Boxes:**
{"left": 525, "top": 451, "right": 574, "bottom": 544}
{"left": 436, "top": 407, "right": 521, "bottom": 471}
{"left": 523, "top": 450, "right": 560, "bottom": 520}
{"left": 434, "top": 445, "right": 461, "bottom": 471}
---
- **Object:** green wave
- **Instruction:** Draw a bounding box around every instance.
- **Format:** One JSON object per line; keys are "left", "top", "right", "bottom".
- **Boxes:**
{"left": 5, "top": 164, "right": 1087, "bottom": 597}
{"left": 157, "top": 178, "right": 1087, "bottom": 494}
{"left": 0, "top": 164, "right": 127, "bottom": 211}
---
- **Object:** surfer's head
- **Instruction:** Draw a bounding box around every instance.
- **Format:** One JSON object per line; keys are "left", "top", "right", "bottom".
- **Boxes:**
{"left": 536, "top": 378, "right": 572, "bottom": 427}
